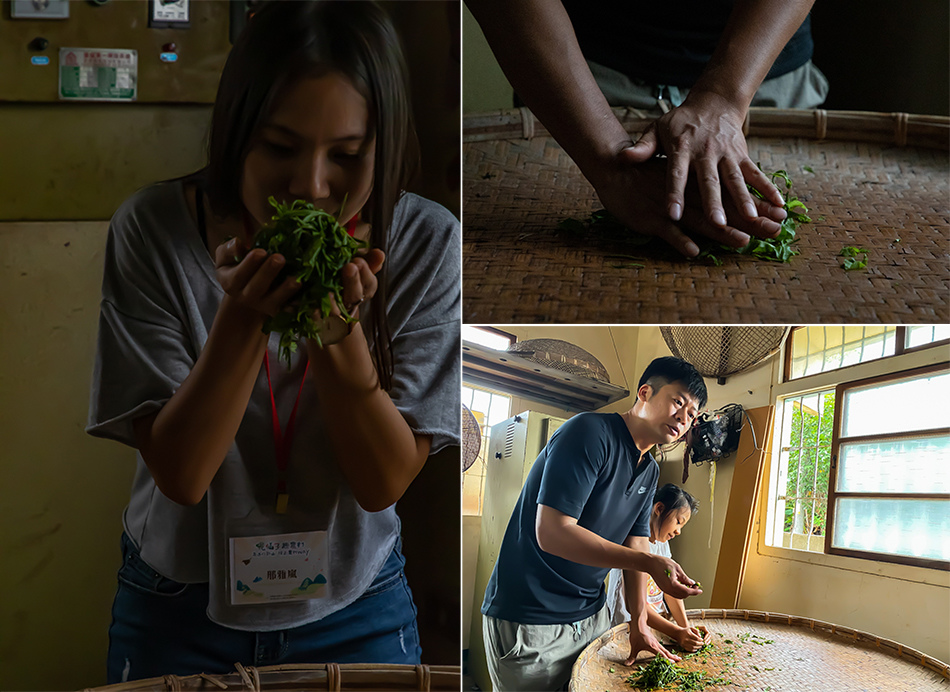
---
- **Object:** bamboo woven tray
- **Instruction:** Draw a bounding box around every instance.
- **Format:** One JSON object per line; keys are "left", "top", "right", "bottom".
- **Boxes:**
{"left": 82, "top": 663, "right": 460, "bottom": 691}
{"left": 462, "top": 108, "right": 950, "bottom": 323}
{"left": 569, "top": 610, "right": 949, "bottom": 692}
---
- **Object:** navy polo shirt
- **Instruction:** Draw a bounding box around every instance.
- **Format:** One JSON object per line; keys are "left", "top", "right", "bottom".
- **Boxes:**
{"left": 481, "top": 412, "right": 658, "bottom": 625}
{"left": 563, "top": 1, "right": 814, "bottom": 87}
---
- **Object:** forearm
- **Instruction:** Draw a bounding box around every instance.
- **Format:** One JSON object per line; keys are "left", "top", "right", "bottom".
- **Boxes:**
{"left": 646, "top": 604, "right": 681, "bottom": 639}
{"left": 666, "top": 595, "right": 690, "bottom": 629}
{"left": 307, "top": 326, "right": 430, "bottom": 513}
{"left": 134, "top": 296, "right": 268, "bottom": 506}
{"left": 622, "top": 536, "right": 652, "bottom": 628}
{"left": 693, "top": 0, "right": 816, "bottom": 109}
{"left": 535, "top": 511, "right": 654, "bottom": 572}
{"left": 466, "top": 0, "right": 629, "bottom": 174}
{"left": 626, "top": 567, "right": 651, "bottom": 629}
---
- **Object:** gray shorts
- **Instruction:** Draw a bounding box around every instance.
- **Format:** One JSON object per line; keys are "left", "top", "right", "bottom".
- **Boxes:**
{"left": 587, "top": 59, "right": 830, "bottom": 114}
{"left": 482, "top": 607, "right": 612, "bottom": 692}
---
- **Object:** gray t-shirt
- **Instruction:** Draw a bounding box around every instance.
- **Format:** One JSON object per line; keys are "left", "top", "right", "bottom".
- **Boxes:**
{"left": 87, "top": 180, "right": 460, "bottom": 630}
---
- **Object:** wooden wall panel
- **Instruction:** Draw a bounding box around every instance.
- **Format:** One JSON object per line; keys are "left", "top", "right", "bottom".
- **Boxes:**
{"left": 709, "top": 405, "right": 774, "bottom": 609}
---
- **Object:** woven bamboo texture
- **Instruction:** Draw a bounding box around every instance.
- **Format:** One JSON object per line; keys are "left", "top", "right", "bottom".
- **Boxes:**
{"left": 569, "top": 611, "right": 949, "bottom": 692}
{"left": 462, "top": 108, "right": 950, "bottom": 323}
{"left": 81, "top": 663, "right": 460, "bottom": 691}
{"left": 507, "top": 338, "right": 612, "bottom": 382}
{"left": 462, "top": 403, "right": 481, "bottom": 471}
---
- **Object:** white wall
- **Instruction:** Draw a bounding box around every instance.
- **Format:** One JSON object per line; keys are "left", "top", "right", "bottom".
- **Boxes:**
{"left": 462, "top": 515, "right": 482, "bottom": 649}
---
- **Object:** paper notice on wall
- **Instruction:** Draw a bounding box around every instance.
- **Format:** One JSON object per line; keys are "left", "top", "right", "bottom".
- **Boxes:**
{"left": 59, "top": 48, "right": 137, "bottom": 101}
{"left": 151, "top": 0, "right": 189, "bottom": 25}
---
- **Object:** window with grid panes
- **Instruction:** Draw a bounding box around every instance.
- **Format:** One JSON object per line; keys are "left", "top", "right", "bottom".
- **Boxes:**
{"left": 827, "top": 364, "right": 949, "bottom": 568}
{"left": 768, "top": 345, "right": 950, "bottom": 568}
{"left": 767, "top": 388, "right": 836, "bottom": 552}
{"left": 904, "top": 325, "right": 950, "bottom": 351}
{"left": 787, "top": 326, "right": 896, "bottom": 381}
{"left": 462, "top": 384, "right": 511, "bottom": 516}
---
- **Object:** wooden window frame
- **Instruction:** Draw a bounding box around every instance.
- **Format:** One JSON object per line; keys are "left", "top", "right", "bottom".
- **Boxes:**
{"left": 825, "top": 361, "right": 950, "bottom": 571}
{"left": 900, "top": 327, "right": 950, "bottom": 356}
{"left": 779, "top": 389, "right": 835, "bottom": 547}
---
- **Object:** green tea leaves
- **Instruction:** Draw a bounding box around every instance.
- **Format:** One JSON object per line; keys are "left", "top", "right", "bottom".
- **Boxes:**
{"left": 252, "top": 197, "right": 367, "bottom": 365}
{"left": 697, "top": 169, "right": 809, "bottom": 265}
{"left": 556, "top": 217, "right": 588, "bottom": 234}
{"left": 839, "top": 246, "right": 869, "bottom": 271}
{"left": 627, "top": 653, "right": 730, "bottom": 691}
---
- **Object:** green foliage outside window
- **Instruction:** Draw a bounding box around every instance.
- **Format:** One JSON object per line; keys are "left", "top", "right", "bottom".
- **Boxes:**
{"left": 783, "top": 392, "right": 835, "bottom": 535}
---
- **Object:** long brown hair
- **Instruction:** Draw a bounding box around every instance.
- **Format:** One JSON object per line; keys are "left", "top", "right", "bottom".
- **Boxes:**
{"left": 204, "top": 0, "right": 418, "bottom": 390}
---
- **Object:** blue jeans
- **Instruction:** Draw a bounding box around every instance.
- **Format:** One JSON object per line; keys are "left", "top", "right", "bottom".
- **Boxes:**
{"left": 106, "top": 532, "right": 421, "bottom": 683}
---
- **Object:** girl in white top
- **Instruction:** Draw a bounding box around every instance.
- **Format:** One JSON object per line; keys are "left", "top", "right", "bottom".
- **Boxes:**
{"left": 607, "top": 483, "right": 709, "bottom": 652}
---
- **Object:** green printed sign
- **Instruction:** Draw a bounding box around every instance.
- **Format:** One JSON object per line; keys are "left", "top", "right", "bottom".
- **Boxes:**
{"left": 59, "top": 48, "right": 137, "bottom": 101}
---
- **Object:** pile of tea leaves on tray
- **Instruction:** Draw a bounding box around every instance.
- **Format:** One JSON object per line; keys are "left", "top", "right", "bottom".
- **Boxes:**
{"left": 251, "top": 196, "right": 366, "bottom": 365}
{"left": 627, "top": 652, "right": 730, "bottom": 691}
{"left": 624, "top": 631, "right": 778, "bottom": 691}
{"left": 557, "top": 168, "right": 811, "bottom": 267}
{"left": 626, "top": 644, "right": 731, "bottom": 691}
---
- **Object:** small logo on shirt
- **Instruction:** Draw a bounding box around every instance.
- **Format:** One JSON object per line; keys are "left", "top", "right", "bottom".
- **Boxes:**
{"left": 638, "top": 486, "right": 647, "bottom": 494}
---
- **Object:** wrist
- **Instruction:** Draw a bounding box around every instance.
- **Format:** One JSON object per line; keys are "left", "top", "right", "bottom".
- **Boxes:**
{"left": 627, "top": 545, "right": 654, "bottom": 572}
{"left": 685, "top": 80, "right": 753, "bottom": 117}
{"left": 218, "top": 294, "right": 268, "bottom": 335}
{"left": 211, "top": 297, "right": 268, "bottom": 365}
{"left": 306, "top": 323, "right": 378, "bottom": 387}
{"left": 307, "top": 312, "right": 357, "bottom": 348}
{"left": 576, "top": 135, "right": 636, "bottom": 195}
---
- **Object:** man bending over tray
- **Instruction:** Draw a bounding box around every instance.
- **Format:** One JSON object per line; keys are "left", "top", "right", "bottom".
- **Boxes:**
{"left": 466, "top": 0, "right": 825, "bottom": 259}
{"left": 480, "top": 357, "right": 708, "bottom": 691}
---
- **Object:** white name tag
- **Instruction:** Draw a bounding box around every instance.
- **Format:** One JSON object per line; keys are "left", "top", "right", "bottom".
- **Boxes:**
{"left": 229, "top": 530, "right": 329, "bottom": 605}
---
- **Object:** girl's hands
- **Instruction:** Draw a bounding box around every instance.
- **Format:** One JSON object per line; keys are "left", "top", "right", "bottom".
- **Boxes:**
{"left": 215, "top": 235, "right": 384, "bottom": 320}
{"left": 215, "top": 231, "right": 384, "bottom": 349}
{"left": 674, "top": 624, "right": 709, "bottom": 652}
{"left": 334, "top": 248, "right": 385, "bottom": 320}
{"left": 316, "top": 247, "right": 385, "bottom": 346}
{"left": 214, "top": 238, "right": 301, "bottom": 318}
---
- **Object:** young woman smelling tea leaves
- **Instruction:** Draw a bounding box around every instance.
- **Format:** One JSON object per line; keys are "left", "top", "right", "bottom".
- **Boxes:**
{"left": 87, "top": 1, "right": 459, "bottom": 682}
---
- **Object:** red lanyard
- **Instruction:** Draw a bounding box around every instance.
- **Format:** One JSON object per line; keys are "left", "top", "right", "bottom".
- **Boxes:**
{"left": 255, "top": 209, "right": 351, "bottom": 512}
{"left": 263, "top": 352, "right": 310, "bottom": 514}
